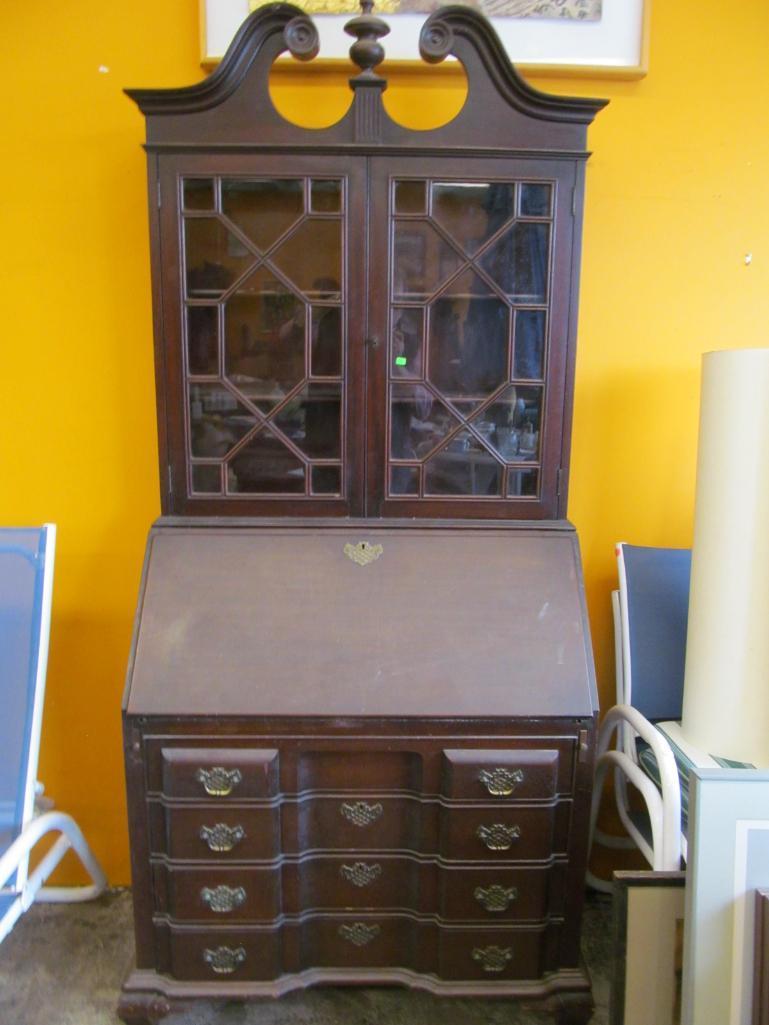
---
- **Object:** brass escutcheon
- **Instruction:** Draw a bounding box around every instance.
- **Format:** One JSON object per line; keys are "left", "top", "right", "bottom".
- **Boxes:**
{"left": 199, "top": 823, "right": 245, "bottom": 853}
{"left": 340, "top": 861, "right": 382, "bottom": 887}
{"left": 344, "top": 541, "right": 383, "bottom": 566}
{"left": 201, "top": 884, "right": 246, "bottom": 913}
{"left": 195, "top": 766, "right": 242, "bottom": 797}
{"left": 203, "top": 946, "right": 246, "bottom": 974}
{"left": 339, "top": 922, "right": 381, "bottom": 947}
{"left": 476, "top": 822, "right": 521, "bottom": 851}
{"left": 341, "top": 800, "right": 384, "bottom": 827}
{"left": 472, "top": 945, "right": 513, "bottom": 973}
{"left": 478, "top": 767, "right": 525, "bottom": 797}
{"left": 473, "top": 883, "right": 518, "bottom": 912}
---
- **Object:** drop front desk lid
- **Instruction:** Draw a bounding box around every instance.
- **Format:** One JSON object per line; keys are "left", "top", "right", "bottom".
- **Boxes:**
{"left": 124, "top": 521, "right": 597, "bottom": 719}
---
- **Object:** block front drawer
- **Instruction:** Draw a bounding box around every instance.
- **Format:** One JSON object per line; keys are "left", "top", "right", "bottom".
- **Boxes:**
{"left": 159, "top": 748, "right": 279, "bottom": 800}
{"left": 442, "top": 749, "right": 560, "bottom": 801}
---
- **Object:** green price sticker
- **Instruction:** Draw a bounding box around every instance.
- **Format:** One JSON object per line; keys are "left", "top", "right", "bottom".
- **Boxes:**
{"left": 395, "top": 356, "right": 408, "bottom": 367}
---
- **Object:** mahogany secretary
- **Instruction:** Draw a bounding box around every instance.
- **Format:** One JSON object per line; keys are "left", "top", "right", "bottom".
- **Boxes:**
{"left": 120, "top": 5, "right": 606, "bottom": 1022}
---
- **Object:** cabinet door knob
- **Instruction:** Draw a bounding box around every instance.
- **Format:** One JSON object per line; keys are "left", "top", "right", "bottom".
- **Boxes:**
{"left": 203, "top": 946, "right": 246, "bottom": 974}
{"left": 340, "top": 861, "right": 382, "bottom": 887}
{"left": 478, "top": 767, "right": 524, "bottom": 796}
{"left": 476, "top": 823, "right": 521, "bottom": 851}
{"left": 199, "top": 823, "right": 245, "bottom": 852}
{"left": 195, "top": 766, "right": 242, "bottom": 797}
{"left": 340, "top": 800, "right": 383, "bottom": 827}
{"left": 339, "top": 922, "right": 381, "bottom": 947}
{"left": 200, "top": 884, "right": 246, "bottom": 913}
{"left": 473, "top": 883, "right": 518, "bottom": 912}
{"left": 472, "top": 945, "right": 513, "bottom": 973}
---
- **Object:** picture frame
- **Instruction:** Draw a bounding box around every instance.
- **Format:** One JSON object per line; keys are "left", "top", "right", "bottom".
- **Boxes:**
{"left": 612, "top": 870, "right": 686, "bottom": 1025}
{"left": 683, "top": 768, "right": 769, "bottom": 1025}
{"left": 753, "top": 890, "right": 769, "bottom": 1025}
{"left": 199, "top": 0, "right": 650, "bottom": 77}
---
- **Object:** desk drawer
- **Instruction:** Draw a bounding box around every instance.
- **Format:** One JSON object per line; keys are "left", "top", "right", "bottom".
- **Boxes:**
{"left": 156, "top": 924, "right": 281, "bottom": 981}
{"left": 149, "top": 803, "right": 280, "bottom": 860}
{"left": 441, "top": 804, "right": 560, "bottom": 861}
{"left": 160, "top": 747, "right": 279, "bottom": 800}
{"left": 442, "top": 749, "right": 560, "bottom": 801}
{"left": 154, "top": 863, "right": 281, "bottom": 921}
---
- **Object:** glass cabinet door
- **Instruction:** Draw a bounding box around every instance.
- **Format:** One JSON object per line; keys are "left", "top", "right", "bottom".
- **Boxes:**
{"left": 159, "top": 156, "right": 366, "bottom": 516}
{"left": 366, "top": 158, "right": 579, "bottom": 519}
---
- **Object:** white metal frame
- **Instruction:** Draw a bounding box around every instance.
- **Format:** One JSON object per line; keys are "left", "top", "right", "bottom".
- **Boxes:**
{"left": 0, "top": 524, "right": 106, "bottom": 944}
{"left": 586, "top": 545, "right": 686, "bottom": 893}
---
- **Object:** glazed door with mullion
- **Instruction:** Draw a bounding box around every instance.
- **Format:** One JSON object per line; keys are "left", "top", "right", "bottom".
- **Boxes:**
{"left": 366, "top": 155, "right": 580, "bottom": 519}
{"left": 157, "top": 153, "right": 367, "bottom": 516}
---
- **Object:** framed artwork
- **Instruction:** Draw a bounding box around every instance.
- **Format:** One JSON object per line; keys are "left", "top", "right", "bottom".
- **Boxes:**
{"left": 200, "top": 0, "right": 649, "bottom": 76}
{"left": 683, "top": 769, "right": 769, "bottom": 1025}
{"left": 754, "top": 890, "right": 769, "bottom": 1025}
{"left": 612, "top": 871, "right": 685, "bottom": 1025}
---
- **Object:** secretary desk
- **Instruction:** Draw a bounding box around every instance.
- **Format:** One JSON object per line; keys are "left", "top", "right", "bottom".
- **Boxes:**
{"left": 119, "top": 4, "right": 606, "bottom": 1021}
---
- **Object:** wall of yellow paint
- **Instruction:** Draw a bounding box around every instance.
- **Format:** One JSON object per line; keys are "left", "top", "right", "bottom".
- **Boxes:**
{"left": 2, "top": 1, "right": 768, "bottom": 884}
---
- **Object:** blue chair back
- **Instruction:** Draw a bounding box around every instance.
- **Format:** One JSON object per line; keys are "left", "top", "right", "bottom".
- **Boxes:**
{"left": 0, "top": 527, "right": 55, "bottom": 863}
{"left": 618, "top": 543, "right": 691, "bottom": 722}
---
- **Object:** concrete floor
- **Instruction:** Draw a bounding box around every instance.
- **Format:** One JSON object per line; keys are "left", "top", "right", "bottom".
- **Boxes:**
{"left": 0, "top": 889, "right": 612, "bottom": 1025}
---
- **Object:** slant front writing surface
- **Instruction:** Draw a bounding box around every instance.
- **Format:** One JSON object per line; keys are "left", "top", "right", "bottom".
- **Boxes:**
{"left": 127, "top": 523, "right": 596, "bottom": 719}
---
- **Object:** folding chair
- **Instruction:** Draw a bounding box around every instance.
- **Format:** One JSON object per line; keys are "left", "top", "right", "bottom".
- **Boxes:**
{"left": 0, "top": 524, "right": 106, "bottom": 943}
{"left": 587, "top": 543, "right": 692, "bottom": 891}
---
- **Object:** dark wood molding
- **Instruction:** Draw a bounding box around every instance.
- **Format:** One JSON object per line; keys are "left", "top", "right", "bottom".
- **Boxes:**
{"left": 419, "top": 6, "right": 607, "bottom": 125}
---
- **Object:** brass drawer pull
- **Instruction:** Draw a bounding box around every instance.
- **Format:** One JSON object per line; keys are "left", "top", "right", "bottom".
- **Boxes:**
{"left": 474, "top": 883, "right": 518, "bottom": 912}
{"left": 479, "top": 767, "right": 524, "bottom": 796}
{"left": 472, "top": 945, "right": 513, "bottom": 973}
{"left": 339, "top": 922, "right": 381, "bottom": 947}
{"left": 195, "top": 766, "right": 242, "bottom": 797}
{"left": 477, "top": 823, "right": 521, "bottom": 851}
{"left": 344, "top": 541, "right": 383, "bottom": 566}
{"left": 201, "top": 884, "right": 246, "bottom": 913}
{"left": 340, "top": 861, "right": 382, "bottom": 888}
{"left": 340, "top": 801, "right": 383, "bottom": 827}
{"left": 199, "top": 823, "right": 245, "bottom": 853}
{"left": 203, "top": 945, "right": 246, "bottom": 974}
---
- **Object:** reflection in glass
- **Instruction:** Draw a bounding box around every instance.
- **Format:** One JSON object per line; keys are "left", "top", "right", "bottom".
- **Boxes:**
{"left": 520, "top": 183, "right": 552, "bottom": 218}
{"left": 514, "top": 310, "right": 545, "bottom": 380}
{"left": 480, "top": 222, "right": 549, "bottom": 302}
{"left": 390, "top": 385, "right": 460, "bottom": 460}
{"left": 228, "top": 427, "right": 305, "bottom": 493}
{"left": 480, "top": 385, "right": 543, "bottom": 460}
{"left": 390, "top": 465, "right": 419, "bottom": 495}
{"left": 222, "top": 179, "right": 303, "bottom": 251}
{"left": 424, "top": 429, "right": 501, "bottom": 496}
{"left": 394, "top": 180, "right": 427, "bottom": 214}
{"left": 507, "top": 468, "right": 538, "bottom": 497}
{"left": 311, "top": 307, "right": 342, "bottom": 377}
{"left": 311, "top": 465, "right": 341, "bottom": 495}
{"left": 391, "top": 307, "right": 422, "bottom": 379}
{"left": 271, "top": 220, "right": 341, "bottom": 299}
{"left": 187, "top": 306, "right": 218, "bottom": 375}
{"left": 183, "top": 178, "right": 215, "bottom": 210}
{"left": 224, "top": 268, "right": 305, "bottom": 412}
{"left": 185, "top": 218, "right": 255, "bottom": 298}
{"left": 392, "top": 221, "right": 463, "bottom": 301}
{"left": 311, "top": 180, "right": 341, "bottom": 213}
{"left": 432, "top": 182, "right": 514, "bottom": 254}
{"left": 191, "top": 463, "right": 222, "bottom": 494}
{"left": 188, "top": 384, "right": 256, "bottom": 458}
{"left": 428, "top": 280, "right": 509, "bottom": 399}
{"left": 274, "top": 383, "right": 342, "bottom": 459}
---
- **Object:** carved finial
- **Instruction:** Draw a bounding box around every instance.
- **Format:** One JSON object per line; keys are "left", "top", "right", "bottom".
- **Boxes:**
{"left": 345, "top": 0, "right": 390, "bottom": 81}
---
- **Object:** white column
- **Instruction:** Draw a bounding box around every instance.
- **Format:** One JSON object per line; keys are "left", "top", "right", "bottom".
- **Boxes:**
{"left": 681, "top": 348, "right": 769, "bottom": 766}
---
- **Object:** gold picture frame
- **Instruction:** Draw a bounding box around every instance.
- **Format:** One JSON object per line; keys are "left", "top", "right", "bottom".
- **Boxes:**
{"left": 199, "top": 0, "right": 650, "bottom": 77}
